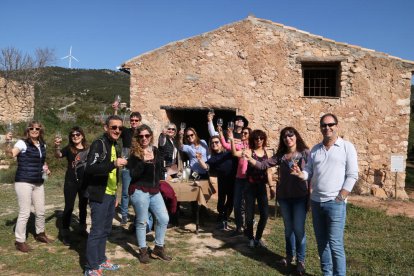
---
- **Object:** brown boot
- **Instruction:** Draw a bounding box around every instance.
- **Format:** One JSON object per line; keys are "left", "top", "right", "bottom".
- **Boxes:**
{"left": 138, "top": 247, "right": 150, "bottom": 264}
{"left": 35, "top": 232, "right": 50, "bottom": 243}
{"left": 15, "top": 241, "right": 31, "bottom": 253}
{"left": 150, "top": 245, "right": 172, "bottom": 261}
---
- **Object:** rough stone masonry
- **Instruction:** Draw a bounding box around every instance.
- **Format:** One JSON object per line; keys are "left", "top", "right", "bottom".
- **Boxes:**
{"left": 122, "top": 16, "right": 414, "bottom": 199}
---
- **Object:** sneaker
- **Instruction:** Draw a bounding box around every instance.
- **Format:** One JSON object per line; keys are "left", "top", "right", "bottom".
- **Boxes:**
{"left": 98, "top": 259, "right": 120, "bottom": 271}
{"left": 84, "top": 269, "right": 103, "bottom": 276}
{"left": 121, "top": 216, "right": 129, "bottom": 225}
{"left": 254, "top": 239, "right": 266, "bottom": 248}
{"left": 230, "top": 229, "right": 243, "bottom": 237}
{"left": 248, "top": 239, "right": 255, "bottom": 248}
{"left": 296, "top": 261, "right": 305, "bottom": 276}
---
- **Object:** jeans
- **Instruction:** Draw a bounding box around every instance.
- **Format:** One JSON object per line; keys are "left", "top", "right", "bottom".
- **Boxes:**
{"left": 130, "top": 189, "right": 169, "bottom": 248}
{"left": 120, "top": 169, "right": 131, "bottom": 219}
{"left": 233, "top": 178, "right": 247, "bottom": 230}
{"left": 278, "top": 197, "right": 307, "bottom": 262}
{"left": 217, "top": 175, "right": 235, "bottom": 222}
{"left": 311, "top": 200, "right": 347, "bottom": 276}
{"left": 245, "top": 182, "right": 269, "bottom": 240}
{"left": 14, "top": 182, "right": 45, "bottom": 242}
{"left": 85, "top": 194, "right": 116, "bottom": 270}
{"left": 62, "top": 180, "right": 88, "bottom": 229}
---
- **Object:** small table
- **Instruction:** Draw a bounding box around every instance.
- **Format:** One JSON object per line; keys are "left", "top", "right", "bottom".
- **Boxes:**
{"left": 168, "top": 179, "right": 216, "bottom": 234}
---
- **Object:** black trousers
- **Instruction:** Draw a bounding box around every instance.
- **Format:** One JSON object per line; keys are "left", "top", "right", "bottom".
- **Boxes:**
{"left": 217, "top": 175, "right": 235, "bottom": 221}
{"left": 62, "top": 180, "right": 88, "bottom": 229}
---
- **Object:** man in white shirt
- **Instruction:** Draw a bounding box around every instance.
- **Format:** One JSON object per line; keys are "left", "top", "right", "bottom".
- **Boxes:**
{"left": 292, "top": 113, "right": 358, "bottom": 276}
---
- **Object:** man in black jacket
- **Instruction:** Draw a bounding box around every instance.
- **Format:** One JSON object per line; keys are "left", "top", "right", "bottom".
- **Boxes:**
{"left": 84, "top": 115, "right": 127, "bottom": 276}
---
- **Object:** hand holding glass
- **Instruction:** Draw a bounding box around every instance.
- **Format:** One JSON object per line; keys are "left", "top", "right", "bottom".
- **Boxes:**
{"left": 227, "top": 121, "right": 234, "bottom": 131}
{"left": 217, "top": 118, "right": 223, "bottom": 127}
{"left": 180, "top": 122, "right": 186, "bottom": 131}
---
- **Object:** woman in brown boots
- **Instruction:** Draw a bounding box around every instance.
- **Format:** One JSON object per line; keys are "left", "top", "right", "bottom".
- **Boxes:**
{"left": 5, "top": 121, "right": 51, "bottom": 252}
{"left": 127, "top": 124, "right": 172, "bottom": 263}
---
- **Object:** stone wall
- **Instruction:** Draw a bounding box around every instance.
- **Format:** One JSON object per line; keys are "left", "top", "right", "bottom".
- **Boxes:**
{"left": 0, "top": 76, "right": 34, "bottom": 123}
{"left": 123, "top": 17, "right": 414, "bottom": 199}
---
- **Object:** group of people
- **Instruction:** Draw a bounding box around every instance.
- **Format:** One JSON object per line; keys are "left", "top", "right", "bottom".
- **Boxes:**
{"left": 4, "top": 110, "right": 358, "bottom": 276}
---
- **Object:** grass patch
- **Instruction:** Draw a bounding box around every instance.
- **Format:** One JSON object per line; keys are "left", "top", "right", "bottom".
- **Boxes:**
{"left": 0, "top": 173, "right": 413, "bottom": 275}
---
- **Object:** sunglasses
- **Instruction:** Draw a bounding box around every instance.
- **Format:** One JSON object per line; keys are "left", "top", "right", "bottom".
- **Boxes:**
{"left": 186, "top": 134, "right": 195, "bottom": 138}
{"left": 242, "top": 131, "right": 249, "bottom": 135}
{"left": 211, "top": 140, "right": 220, "bottom": 145}
{"left": 255, "top": 137, "right": 264, "bottom": 141}
{"left": 168, "top": 128, "right": 176, "bottom": 131}
{"left": 283, "top": 132, "right": 295, "bottom": 139}
{"left": 109, "top": 125, "right": 124, "bottom": 131}
{"left": 320, "top": 123, "right": 337, "bottom": 128}
{"left": 29, "top": 127, "right": 40, "bottom": 131}
{"left": 130, "top": 119, "right": 141, "bottom": 122}
{"left": 71, "top": 132, "right": 81, "bottom": 138}
{"left": 138, "top": 134, "right": 151, "bottom": 139}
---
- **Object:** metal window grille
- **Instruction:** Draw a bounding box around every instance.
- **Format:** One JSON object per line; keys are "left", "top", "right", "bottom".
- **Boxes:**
{"left": 303, "top": 66, "right": 339, "bottom": 97}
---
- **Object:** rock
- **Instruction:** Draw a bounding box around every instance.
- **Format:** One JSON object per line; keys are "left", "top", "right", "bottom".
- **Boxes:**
{"left": 371, "top": 186, "right": 387, "bottom": 199}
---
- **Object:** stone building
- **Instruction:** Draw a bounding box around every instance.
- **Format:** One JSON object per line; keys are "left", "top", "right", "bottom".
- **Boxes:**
{"left": 121, "top": 16, "right": 414, "bottom": 199}
{"left": 0, "top": 76, "right": 34, "bottom": 123}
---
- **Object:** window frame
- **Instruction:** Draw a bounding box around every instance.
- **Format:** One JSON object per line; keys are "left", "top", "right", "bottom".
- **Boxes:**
{"left": 301, "top": 62, "right": 341, "bottom": 98}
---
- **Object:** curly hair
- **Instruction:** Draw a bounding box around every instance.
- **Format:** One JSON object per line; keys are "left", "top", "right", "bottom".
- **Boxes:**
{"left": 276, "top": 126, "right": 309, "bottom": 156}
{"left": 24, "top": 120, "right": 45, "bottom": 145}
{"left": 68, "top": 126, "right": 88, "bottom": 155}
{"left": 131, "top": 124, "right": 154, "bottom": 159}
{"left": 248, "top": 129, "right": 267, "bottom": 149}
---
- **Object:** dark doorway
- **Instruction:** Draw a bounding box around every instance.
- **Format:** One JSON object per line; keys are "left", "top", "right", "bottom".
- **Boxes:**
{"left": 161, "top": 107, "right": 236, "bottom": 142}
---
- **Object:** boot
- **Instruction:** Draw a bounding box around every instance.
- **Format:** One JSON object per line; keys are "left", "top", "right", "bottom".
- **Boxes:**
{"left": 15, "top": 241, "right": 31, "bottom": 253}
{"left": 35, "top": 232, "right": 50, "bottom": 243}
{"left": 59, "top": 229, "right": 71, "bottom": 246}
{"left": 138, "top": 247, "right": 150, "bottom": 264}
{"left": 78, "top": 223, "right": 88, "bottom": 237}
{"left": 150, "top": 245, "right": 172, "bottom": 261}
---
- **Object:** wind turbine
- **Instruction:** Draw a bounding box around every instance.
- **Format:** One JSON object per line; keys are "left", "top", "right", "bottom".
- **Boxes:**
{"left": 61, "top": 46, "right": 79, "bottom": 68}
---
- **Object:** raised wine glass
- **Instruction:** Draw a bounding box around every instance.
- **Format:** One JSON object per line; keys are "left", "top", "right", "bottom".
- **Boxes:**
{"left": 180, "top": 122, "right": 186, "bottom": 131}
{"left": 217, "top": 118, "right": 223, "bottom": 128}
{"left": 227, "top": 121, "right": 234, "bottom": 131}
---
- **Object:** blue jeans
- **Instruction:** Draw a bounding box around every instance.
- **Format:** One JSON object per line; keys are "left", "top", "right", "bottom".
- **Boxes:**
{"left": 130, "top": 189, "right": 169, "bottom": 248}
{"left": 311, "top": 200, "right": 347, "bottom": 276}
{"left": 85, "top": 194, "right": 116, "bottom": 270}
{"left": 120, "top": 169, "right": 131, "bottom": 219}
{"left": 278, "top": 197, "right": 307, "bottom": 262}
{"left": 245, "top": 182, "right": 268, "bottom": 240}
{"left": 233, "top": 178, "right": 247, "bottom": 230}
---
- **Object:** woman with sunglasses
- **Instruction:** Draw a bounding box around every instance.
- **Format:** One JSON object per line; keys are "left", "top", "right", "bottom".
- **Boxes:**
{"left": 54, "top": 126, "right": 89, "bottom": 245}
{"left": 178, "top": 127, "right": 209, "bottom": 178}
{"left": 158, "top": 123, "right": 179, "bottom": 179}
{"left": 5, "top": 121, "right": 51, "bottom": 253}
{"left": 196, "top": 136, "right": 236, "bottom": 230}
{"left": 232, "top": 129, "right": 274, "bottom": 248}
{"left": 219, "top": 126, "right": 251, "bottom": 236}
{"left": 127, "top": 124, "right": 172, "bottom": 264}
{"left": 246, "top": 127, "right": 309, "bottom": 275}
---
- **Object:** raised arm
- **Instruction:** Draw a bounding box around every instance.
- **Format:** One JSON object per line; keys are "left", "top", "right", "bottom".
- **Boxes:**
{"left": 207, "top": 113, "right": 218, "bottom": 137}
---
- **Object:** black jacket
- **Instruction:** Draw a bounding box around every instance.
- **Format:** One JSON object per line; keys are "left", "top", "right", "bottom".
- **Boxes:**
{"left": 127, "top": 146, "right": 164, "bottom": 193}
{"left": 85, "top": 134, "right": 118, "bottom": 203}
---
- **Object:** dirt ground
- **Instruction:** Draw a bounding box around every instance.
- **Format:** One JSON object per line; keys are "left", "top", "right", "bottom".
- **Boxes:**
{"left": 347, "top": 191, "right": 414, "bottom": 218}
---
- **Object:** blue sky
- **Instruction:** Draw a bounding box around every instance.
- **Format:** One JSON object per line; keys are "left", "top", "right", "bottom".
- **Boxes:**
{"left": 1, "top": 0, "right": 413, "bottom": 71}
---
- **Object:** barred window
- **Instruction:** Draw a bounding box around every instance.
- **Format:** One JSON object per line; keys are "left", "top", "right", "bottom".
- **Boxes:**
{"left": 302, "top": 63, "right": 340, "bottom": 97}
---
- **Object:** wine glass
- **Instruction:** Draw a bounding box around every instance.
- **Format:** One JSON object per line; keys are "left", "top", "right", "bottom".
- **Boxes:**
{"left": 180, "top": 122, "right": 186, "bottom": 131}
{"left": 6, "top": 121, "right": 14, "bottom": 134}
{"left": 55, "top": 130, "right": 62, "bottom": 140}
{"left": 217, "top": 118, "right": 223, "bottom": 128}
{"left": 208, "top": 109, "right": 215, "bottom": 115}
{"left": 227, "top": 121, "right": 234, "bottom": 131}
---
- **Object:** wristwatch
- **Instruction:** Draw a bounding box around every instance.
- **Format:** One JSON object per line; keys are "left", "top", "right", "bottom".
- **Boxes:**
{"left": 336, "top": 193, "right": 347, "bottom": 201}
